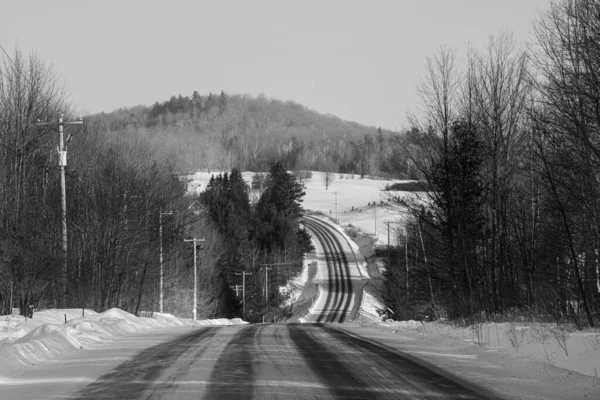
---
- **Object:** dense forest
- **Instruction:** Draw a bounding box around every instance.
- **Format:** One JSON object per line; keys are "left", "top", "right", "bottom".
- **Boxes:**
{"left": 382, "top": 0, "right": 600, "bottom": 328}
{"left": 87, "top": 91, "right": 413, "bottom": 178}
{"left": 196, "top": 164, "right": 312, "bottom": 322}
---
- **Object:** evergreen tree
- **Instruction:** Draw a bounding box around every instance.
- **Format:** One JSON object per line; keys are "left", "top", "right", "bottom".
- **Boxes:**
{"left": 426, "top": 118, "right": 485, "bottom": 318}
{"left": 255, "top": 162, "right": 306, "bottom": 251}
{"left": 219, "top": 90, "right": 227, "bottom": 114}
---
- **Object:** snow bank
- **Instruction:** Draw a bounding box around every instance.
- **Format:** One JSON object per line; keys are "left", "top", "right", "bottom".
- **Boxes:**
{"left": 384, "top": 320, "right": 423, "bottom": 330}
{"left": 359, "top": 291, "right": 385, "bottom": 323}
{"left": 387, "top": 319, "right": 600, "bottom": 379}
{"left": 0, "top": 308, "right": 246, "bottom": 373}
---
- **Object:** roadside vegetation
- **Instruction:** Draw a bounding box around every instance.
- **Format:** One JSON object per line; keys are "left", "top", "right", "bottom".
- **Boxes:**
{"left": 2, "top": 0, "right": 600, "bottom": 331}
{"left": 381, "top": 0, "right": 600, "bottom": 331}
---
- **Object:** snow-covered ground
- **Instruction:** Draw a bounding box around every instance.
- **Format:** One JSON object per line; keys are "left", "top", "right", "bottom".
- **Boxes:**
{"left": 183, "top": 170, "right": 420, "bottom": 245}
{"left": 0, "top": 308, "right": 246, "bottom": 374}
{"left": 382, "top": 319, "right": 600, "bottom": 380}
{"left": 2, "top": 170, "right": 596, "bottom": 397}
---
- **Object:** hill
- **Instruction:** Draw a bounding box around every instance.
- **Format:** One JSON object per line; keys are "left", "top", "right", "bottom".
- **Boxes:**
{"left": 85, "top": 92, "right": 410, "bottom": 177}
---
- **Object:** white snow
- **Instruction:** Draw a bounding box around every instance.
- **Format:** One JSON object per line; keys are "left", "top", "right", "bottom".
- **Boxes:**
{"left": 3, "top": 171, "right": 594, "bottom": 395}
{"left": 380, "top": 319, "right": 600, "bottom": 379}
{"left": 0, "top": 308, "right": 246, "bottom": 374}
{"left": 185, "top": 170, "right": 420, "bottom": 245}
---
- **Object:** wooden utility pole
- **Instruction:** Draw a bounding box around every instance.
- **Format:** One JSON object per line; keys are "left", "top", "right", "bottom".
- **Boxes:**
{"left": 184, "top": 237, "right": 205, "bottom": 320}
{"left": 264, "top": 266, "right": 270, "bottom": 302}
{"left": 235, "top": 271, "right": 252, "bottom": 320}
{"left": 37, "top": 114, "right": 83, "bottom": 307}
{"left": 159, "top": 210, "right": 172, "bottom": 313}
{"left": 332, "top": 192, "right": 340, "bottom": 224}
{"left": 405, "top": 229, "right": 409, "bottom": 306}
{"left": 386, "top": 221, "right": 391, "bottom": 247}
{"left": 260, "top": 262, "right": 295, "bottom": 322}
{"left": 374, "top": 203, "right": 377, "bottom": 235}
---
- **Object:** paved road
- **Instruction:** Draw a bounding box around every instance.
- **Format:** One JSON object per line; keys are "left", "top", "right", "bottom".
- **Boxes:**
{"left": 300, "top": 216, "right": 364, "bottom": 323}
{"left": 72, "top": 324, "right": 502, "bottom": 399}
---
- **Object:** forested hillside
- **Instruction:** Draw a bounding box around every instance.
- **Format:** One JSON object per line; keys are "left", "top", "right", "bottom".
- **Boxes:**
{"left": 0, "top": 43, "right": 325, "bottom": 321}
{"left": 86, "top": 92, "right": 413, "bottom": 178}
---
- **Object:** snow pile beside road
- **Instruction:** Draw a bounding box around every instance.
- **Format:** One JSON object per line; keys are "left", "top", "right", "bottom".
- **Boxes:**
{"left": 384, "top": 319, "right": 423, "bottom": 330}
{"left": 359, "top": 291, "right": 385, "bottom": 323}
{"left": 388, "top": 319, "right": 600, "bottom": 379}
{"left": 195, "top": 318, "right": 248, "bottom": 326}
{"left": 0, "top": 308, "right": 246, "bottom": 373}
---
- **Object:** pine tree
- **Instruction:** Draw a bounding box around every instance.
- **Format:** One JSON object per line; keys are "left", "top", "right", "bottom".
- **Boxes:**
{"left": 255, "top": 162, "right": 306, "bottom": 251}
{"left": 219, "top": 90, "right": 227, "bottom": 114}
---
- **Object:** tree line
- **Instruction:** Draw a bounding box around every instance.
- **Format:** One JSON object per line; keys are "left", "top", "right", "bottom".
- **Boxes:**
{"left": 0, "top": 49, "right": 312, "bottom": 322}
{"left": 89, "top": 92, "right": 407, "bottom": 179}
{"left": 383, "top": 0, "right": 600, "bottom": 328}
{"left": 0, "top": 47, "right": 194, "bottom": 315}
{"left": 0, "top": 47, "right": 271, "bottom": 319}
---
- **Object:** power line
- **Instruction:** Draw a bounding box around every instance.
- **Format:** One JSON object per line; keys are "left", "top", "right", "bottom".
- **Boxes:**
{"left": 0, "top": 44, "right": 15, "bottom": 66}
{"left": 0, "top": 43, "right": 32, "bottom": 86}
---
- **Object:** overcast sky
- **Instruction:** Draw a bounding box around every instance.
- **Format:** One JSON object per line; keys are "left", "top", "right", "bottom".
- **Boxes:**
{"left": 2, "top": 0, "right": 548, "bottom": 131}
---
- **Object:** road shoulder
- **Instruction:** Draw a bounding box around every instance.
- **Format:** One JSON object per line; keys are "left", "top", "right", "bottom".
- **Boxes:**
{"left": 336, "top": 322, "right": 600, "bottom": 400}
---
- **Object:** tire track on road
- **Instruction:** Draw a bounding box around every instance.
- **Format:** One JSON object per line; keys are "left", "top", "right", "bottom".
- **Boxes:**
{"left": 302, "top": 218, "right": 345, "bottom": 322}
{"left": 323, "top": 325, "right": 504, "bottom": 399}
{"left": 303, "top": 216, "right": 354, "bottom": 322}
{"left": 302, "top": 218, "right": 336, "bottom": 322}
{"left": 310, "top": 217, "right": 357, "bottom": 322}
{"left": 205, "top": 324, "right": 264, "bottom": 399}
{"left": 73, "top": 327, "right": 220, "bottom": 399}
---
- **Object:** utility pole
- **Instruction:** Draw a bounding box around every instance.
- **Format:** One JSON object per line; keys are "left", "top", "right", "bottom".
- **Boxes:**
{"left": 264, "top": 266, "right": 270, "bottom": 302}
{"left": 405, "top": 229, "right": 409, "bottom": 307}
{"left": 159, "top": 210, "right": 172, "bottom": 314}
{"left": 260, "top": 264, "right": 275, "bottom": 323}
{"left": 37, "top": 114, "right": 83, "bottom": 307}
{"left": 374, "top": 203, "right": 377, "bottom": 236}
{"left": 386, "top": 221, "right": 390, "bottom": 247}
{"left": 260, "top": 262, "right": 294, "bottom": 322}
{"left": 234, "top": 271, "right": 252, "bottom": 320}
{"left": 332, "top": 192, "right": 340, "bottom": 224}
{"left": 184, "top": 237, "right": 205, "bottom": 320}
{"left": 386, "top": 221, "right": 392, "bottom": 259}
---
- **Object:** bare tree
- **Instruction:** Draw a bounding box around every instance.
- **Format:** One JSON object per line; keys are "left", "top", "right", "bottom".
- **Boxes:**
{"left": 322, "top": 170, "right": 336, "bottom": 190}
{"left": 406, "top": 46, "right": 462, "bottom": 317}
{"left": 0, "top": 47, "right": 69, "bottom": 313}
{"left": 472, "top": 31, "right": 531, "bottom": 313}
{"left": 530, "top": 0, "right": 600, "bottom": 327}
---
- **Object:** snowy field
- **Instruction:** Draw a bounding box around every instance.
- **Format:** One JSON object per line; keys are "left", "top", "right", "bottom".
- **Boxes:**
{"left": 185, "top": 170, "right": 421, "bottom": 245}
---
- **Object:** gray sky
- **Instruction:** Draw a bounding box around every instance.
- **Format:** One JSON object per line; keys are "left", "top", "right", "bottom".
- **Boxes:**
{"left": 2, "top": 0, "right": 548, "bottom": 130}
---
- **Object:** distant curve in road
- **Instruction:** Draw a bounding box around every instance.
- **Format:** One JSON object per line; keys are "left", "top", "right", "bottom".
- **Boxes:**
{"left": 72, "top": 324, "right": 503, "bottom": 400}
{"left": 300, "top": 216, "right": 364, "bottom": 323}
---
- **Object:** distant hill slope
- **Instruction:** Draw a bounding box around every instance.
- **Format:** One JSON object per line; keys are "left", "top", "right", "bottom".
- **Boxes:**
{"left": 85, "top": 92, "right": 410, "bottom": 177}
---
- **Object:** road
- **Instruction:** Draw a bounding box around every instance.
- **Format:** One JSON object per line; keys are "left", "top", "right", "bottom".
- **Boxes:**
{"left": 72, "top": 323, "right": 501, "bottom": 399}
{"left": 299, "top": 216, "right": 364, "bottom": 323}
